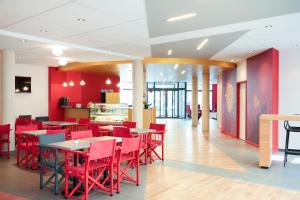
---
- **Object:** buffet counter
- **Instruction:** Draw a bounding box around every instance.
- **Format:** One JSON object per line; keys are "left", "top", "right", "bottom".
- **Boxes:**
{"left": 64, "top": 107, "right": 90, "bottom": 122}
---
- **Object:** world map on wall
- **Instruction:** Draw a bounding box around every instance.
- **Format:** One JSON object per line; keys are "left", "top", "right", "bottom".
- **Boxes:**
{"left": 225, "top": 83, "right": 234, "bottom": 113}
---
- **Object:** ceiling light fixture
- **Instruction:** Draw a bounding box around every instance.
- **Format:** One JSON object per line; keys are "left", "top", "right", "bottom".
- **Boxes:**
{"left": 40, "top": 29, "right": 48, "bottom": 33}
{"left": 167, "top": 49, "right": 172, "bottom": 56}
{"left": 181, "top": 70, "right": 186, "bottom": 75}
{"left": 69, "top": 81, "right": 74, "bottom": 87}
{"left": 58, "top": 58, "right": 68, "bottom": 66}
{"left": 197, "top": 38, "right": 209, "bottom": 50}
{"left": 265, "top": 25, "right": 273, "bottom": 28}
{"left": 174, "top": 64, "right": 179, "bottom": 69}
{"left": 231, "top": 59, "right": 235, "bottom": 62}
{"left": 106, "top": 78, "right": 111, "bottom": 85}
{"left": 76, "top": 18, "right": 86, "bottom": 22}
{"left": 52, "top": 46, "right": 64, "bottom": 56}
{"left": 80, "top": 80, "right": 86, "bottom": 86}
{"left": 20, "top": 39, "right": 26, "bottom": 43}
{"left": 166, "top": 13, "right": 197, "bottom": 22}
{"left": 62, "top": 82, "right": 68, "bottom": 87}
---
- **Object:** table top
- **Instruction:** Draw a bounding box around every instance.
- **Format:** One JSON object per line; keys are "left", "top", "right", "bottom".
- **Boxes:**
{"left": 260, "top": 114, "right": 300, "bottom": 121}
{"left": 45, "top": 136, "right": 122, "bottom": 151}
{"left": 99, "top": 125, "right": 124, "bottom": 131}
{"left": 22, "top": 129, "right": 47, "bottom": 136}
{"left": 43, "top": 121, "right": 78, "bottom": 126}
{"left": 130, "top": 128, "right": 156, "bottom": 134}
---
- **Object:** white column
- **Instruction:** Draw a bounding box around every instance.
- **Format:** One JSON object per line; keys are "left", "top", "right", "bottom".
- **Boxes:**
{"left": 202, "top": 65, "right": 210, "bottom": 132}
{"left": 217, "top": 70, "right": 222, "bottom": 129}
{"left": 132, "top": 60, "right": 144, "bottom": 128}
{"left": 192, "top": 65, "right": 198, "bottom": 127}
{"left": 1, "top": 50, "right": 16, "bottom": 150}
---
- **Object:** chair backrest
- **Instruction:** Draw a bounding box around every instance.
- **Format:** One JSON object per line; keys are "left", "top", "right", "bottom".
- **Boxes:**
{"left": 65, "top": 118, "right": 76, "bottom": 123}
{"left": 70, "top": 130, "right": 93, "bottom": 140}
{"left": 0, "top": 124, "right": 10, "bottom": 140}
{"left": 89, "top": 124, "right": 101, "bottom": 137}
{"left": 35, "top": 116, "right": 49, "bottom": 122}
{"left": 123, "top": 121, "right": 137, "bottom": 128}
{"left": 32, "top": 120, "right": 43, "bottom": 130}
{"left": 19, "top": 115, "right": 32, "bottom": 119}
{"left": 79, "top": 118, "right": 90, "bottom": 125}
{"left": 88, "top": 139, "right": 116, "bottom": 161}
{"left": 39, "top": 133, "right": 65, "bottom": 145}
{"left": 112, "top": 127, "right": 132, "bottom": 138}
{"left": 16, "top": 124, "right": 38, "bottom": 133}
{"left": 149, "top": 123, "right": 166, "bottom": 132}
{"left": 15, "top": 118, "right": 31, "bottom": 126}
{"left": 121, "top": 136, "right": 141, "bottom": 154}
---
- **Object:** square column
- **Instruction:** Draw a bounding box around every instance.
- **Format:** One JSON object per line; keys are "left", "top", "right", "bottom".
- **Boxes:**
{"left": 192, "top": 65, "right": 198, "bottom": 127}
{"left": 132, "top": 60, "right": 144, "bottom": 128}
{"left": 202, "top": 66, "right": 210, "bottom": 132}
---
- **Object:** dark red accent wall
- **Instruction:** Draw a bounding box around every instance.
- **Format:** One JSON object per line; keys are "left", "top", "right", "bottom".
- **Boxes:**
{"left": 222, "top": 68, "right": 237, "bottom": 137}
{"left": 48, "top": 67, "right": 120, "bottom": 121}
{"left": 212, "top": 84, "right": 217, "bottom": 111}
{"left": 246, "top": 48, "right": 279, "bottom": 151}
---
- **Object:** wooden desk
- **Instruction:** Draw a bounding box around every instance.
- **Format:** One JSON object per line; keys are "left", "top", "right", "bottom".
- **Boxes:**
{"left": 259, "top": 114, "right": 300, "bottom": 168}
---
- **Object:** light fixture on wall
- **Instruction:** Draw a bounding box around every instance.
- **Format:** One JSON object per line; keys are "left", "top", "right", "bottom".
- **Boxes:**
{"left": 80, "top": 80, "right": 86, "bottom": 86}
{"left": 52, "top": 46, "right": 64, "bottom": 56}
{"left": 69, "top": 81, "right": 74, "bottom": 86}
{"left": 62, "top": 82, "right": 68, "bottom": 87}
{"left": 116, "top": 82, "right": 120, "bottom": 87}
{"left": 106, "top": 78, "right": 111, "bottom": 85}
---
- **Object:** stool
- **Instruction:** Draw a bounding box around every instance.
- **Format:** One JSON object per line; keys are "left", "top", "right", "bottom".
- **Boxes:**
{"left": 284, "top": 121, "right": 300, "bottom": 167}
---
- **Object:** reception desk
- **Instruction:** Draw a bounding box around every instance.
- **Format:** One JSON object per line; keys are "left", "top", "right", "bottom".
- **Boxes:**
{"left": 64, "top": 107, "right": 90, "bottom": 122}
{"left": 259, "top": 114, "right": 300, "bottom": 168}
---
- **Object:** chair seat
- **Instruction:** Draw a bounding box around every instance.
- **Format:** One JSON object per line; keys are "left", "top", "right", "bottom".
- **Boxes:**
{"left": 150, "top": 140, "right": 163, "bottom": 147}
{"left": 18, "top": 142, "right": 36, "bottom": 148}
{"left": 67, "top": 161, "right": 109, "bottom": 177}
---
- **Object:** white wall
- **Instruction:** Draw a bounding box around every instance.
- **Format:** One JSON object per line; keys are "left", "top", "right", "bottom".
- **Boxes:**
{"left": 279, "top": 49, "right": 300, "bottom": 149}
{"left": 14, "top": 64, "right": 48, "bottom": 119}
{"left": 237, "top": 60, "right": 247, "bottom": 82}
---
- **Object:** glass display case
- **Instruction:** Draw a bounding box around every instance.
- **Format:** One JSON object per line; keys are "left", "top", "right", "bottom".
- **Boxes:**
{"left": 89, "top": 103, "right": 129, "bottom": 123}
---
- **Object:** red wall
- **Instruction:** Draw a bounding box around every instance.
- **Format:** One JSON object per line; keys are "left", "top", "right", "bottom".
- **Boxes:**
{"left": 212, "top": 84, "right": 217, "bottom": 111}
{"left": 222, "top": 68, "right": 237, "bottom": 137}
{"left": 48, "top": 67, "right": 120, "bottom": 121}
{"left": 246, "top": 48, "right": 279, "bottom": 150}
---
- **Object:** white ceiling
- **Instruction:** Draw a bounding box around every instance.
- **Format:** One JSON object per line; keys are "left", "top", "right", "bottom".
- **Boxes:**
{"left": 0, "top": 0, "right": 299, "bottom": 82}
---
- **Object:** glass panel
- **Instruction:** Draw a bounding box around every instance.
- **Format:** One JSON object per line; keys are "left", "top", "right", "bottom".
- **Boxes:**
{"left": 161, "top": 91, "right": 167, "bottom": 117}
{"left": 155, "top": 91, "right": 161, "bottom": 117}
{"left": 179, "top": 90, "right": 186, "bottom": 118}
{"left": 167, "top": 90, "right": 173, "bottom": 117}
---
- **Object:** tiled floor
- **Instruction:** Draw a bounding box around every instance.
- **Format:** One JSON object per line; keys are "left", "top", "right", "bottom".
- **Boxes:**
{"left": 1, "top": 119, "right": 300, "bottom": 199}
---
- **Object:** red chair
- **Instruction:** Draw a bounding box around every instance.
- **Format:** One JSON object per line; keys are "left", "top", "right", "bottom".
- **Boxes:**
{"left": 32, "top": 120, "right": 43, "bottom": 130}
{"left": 122, "top": 121, "right": 137, "bottom": 129}
{"left": 112, "top": 127, "right": 132, "bottom": 138}
{"left": 78, "top": 118, "right": 91, "bottom": 131}
{"left": 65, "top": 118, "right": 76, "bottom": 122}
{"left": 64, "top": 139, "right": 116, "bottom": 199}
{"left": 0, "top": 124, "right": 10, "bottom": 159}
{"left": 15, "top": 118, "right": 31, "bottom": 127}
{"left": 70, "top": 130, "right": 93, "bottom": 140}
{"left": 89, "top": 124, "right": 109, "bottom": 137}
{"left": 149, "top": 123, "right": 166, "bottom": 163}
{"left": 15, "top": 124, "right": 38, "bottom": 167}
{"left": 115, "top": 136, "right": 142, "bottom": 193}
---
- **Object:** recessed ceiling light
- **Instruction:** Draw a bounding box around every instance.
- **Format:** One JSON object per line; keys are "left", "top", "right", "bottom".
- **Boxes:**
{"left": 58, "top": 58, "right": 68, "bottom": 66}
{"left": 166, "top": 13, "right": 197, "bottom": 22}
{"left": 181, "top": 70, "right": 186, "bottom": 75}
{"left": 265, "top": 25, "right": 272, "bottom": 28}
{"left": 292, "top": 44, "right": 299, "bottom": 47}
{"left": 52, "top": 46, "right": 64, "bottom": 56}
{"left": 167, "top": 49, "right": 172, "bottom": 56}
{"left": 231, "top": 59, "right": 235, "bottom": 62}
{"left": 76, "top": 18, "right": 86, "bottom": 22}
{"left": 160, "top": 72, "right": 164, "bottom": 76}
{"left": 174, "top": 64, "right": 179, "bottom": 69}
{"left": 40, "top": 29, "right": 48, "bottom": 33}
{"left": 249, "top": 50, "right": 255, "bottom": 54}
{"left": 20, "top": 39, "right": 26, "bottom": 43}
{"left": 197, "top": 38, "right": 209, "bottom": 50}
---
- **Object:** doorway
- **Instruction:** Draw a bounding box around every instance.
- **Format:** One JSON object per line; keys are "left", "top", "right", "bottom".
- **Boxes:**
{"left": 147, "top": 82, "right": 186, "bottom": 118}
{"left": 237, "top": 82, "right": 247, "bottom": 140}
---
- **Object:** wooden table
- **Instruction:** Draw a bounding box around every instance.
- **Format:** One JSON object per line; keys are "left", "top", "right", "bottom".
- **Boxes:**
{"left": 259, "top": 114, "right": 300, "bottom": 168}
{"left": 99, "top": 125, "right": 124, "bottom": 132}
{"left": 22, "top": 130, "right": 47, "bottom": 136}
{"left": 43, "top": 121, "right": 78, "bottom": 127}
{"left": 46, "top": 136, "right": 122, "bottom": 151}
